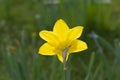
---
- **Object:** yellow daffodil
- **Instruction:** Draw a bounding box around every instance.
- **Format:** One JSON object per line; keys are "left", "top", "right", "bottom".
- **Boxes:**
{"left": 38, "top": 19, "right": 88, "bottom": 64}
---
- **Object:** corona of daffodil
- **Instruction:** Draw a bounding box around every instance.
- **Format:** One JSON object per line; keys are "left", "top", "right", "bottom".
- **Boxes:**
{"left": 38, "top": 19, "right": 88, "bottom": 63}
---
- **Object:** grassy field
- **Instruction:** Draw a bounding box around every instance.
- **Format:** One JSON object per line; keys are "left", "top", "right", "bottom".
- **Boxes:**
{"left": 0, "top": 0, "right": 120, "bottom": 80}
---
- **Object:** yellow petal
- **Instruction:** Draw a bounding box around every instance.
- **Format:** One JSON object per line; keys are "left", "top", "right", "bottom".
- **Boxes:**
{"left": 56, "top": 51, "right": 69, "bottom": 63}
{"left": 68, "top": 40, "right": 88, "bottom": 53}
{"left": 38, "top": 43, "right": 56, "bottom": 55}
{"left": 39, "top": 30, "right": 59, "bottom": 46}
{"left": 53, "top": 19, "right": 69, "bottom": 41}
{"left": 67, "top": 26, "right": 83, "bottom": 41}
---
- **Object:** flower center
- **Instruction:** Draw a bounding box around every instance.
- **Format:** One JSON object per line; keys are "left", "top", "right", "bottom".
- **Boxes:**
{"left": 59, "top": 41, "right": 69, "bottom": 50}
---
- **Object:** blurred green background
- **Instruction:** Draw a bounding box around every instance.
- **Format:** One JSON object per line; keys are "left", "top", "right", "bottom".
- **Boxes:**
{"left": 0, "top": 0, "right": 120, "bottom": 80}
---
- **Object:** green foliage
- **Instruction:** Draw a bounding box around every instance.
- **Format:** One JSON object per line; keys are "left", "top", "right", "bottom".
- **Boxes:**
{"left": 1, "top": 31, "right": 120, "bottom": 80}
{"left": 0, "top": 0, "right": 120, "bottom": 80}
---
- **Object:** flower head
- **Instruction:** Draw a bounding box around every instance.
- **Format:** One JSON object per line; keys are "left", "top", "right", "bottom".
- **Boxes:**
{"left": 38, "top": 19, "right": 88, "bottom": 63}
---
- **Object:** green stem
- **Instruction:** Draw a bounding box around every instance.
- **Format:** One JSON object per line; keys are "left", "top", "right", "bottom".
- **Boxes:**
{"left": 64, "top": 69, "right": 67, "bottom": 80}
{"left": 62, "top": 47, "right": 70, "bottom": 80}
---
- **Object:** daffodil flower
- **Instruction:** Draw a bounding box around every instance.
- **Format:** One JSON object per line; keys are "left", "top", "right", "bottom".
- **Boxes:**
{"left": 38, "top": 19, "right": 88, "bottom": 65}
